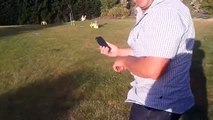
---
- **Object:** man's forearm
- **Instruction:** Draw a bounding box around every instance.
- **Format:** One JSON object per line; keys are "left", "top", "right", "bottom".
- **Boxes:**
{"left": 117, "top": 48, "right": 132, "bottom": 56}
{"left": 122, "top": 56, "right": 169, "bottom": 80}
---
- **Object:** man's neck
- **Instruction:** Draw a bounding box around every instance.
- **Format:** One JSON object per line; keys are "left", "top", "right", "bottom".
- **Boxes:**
{"left": 141, "top": 0, "right": 154, "bottom": 13}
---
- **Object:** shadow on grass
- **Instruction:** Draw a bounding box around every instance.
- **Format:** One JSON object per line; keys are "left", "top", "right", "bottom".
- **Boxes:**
{"left": 99, "top": 23, "right": 108, "bottom": 28}
{"left": 0, "top": 68, "right": 101, "bottom": 120}
{"left": 182, "top": 40, "right": 208, "bottom": 120}
{"left": 0, "top": 24, "right": 61, "bottom": 39}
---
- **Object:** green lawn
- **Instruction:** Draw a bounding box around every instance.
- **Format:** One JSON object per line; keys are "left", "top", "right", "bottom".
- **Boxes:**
{"left": 0, "top": 18, "right": 212, "bottom": 120}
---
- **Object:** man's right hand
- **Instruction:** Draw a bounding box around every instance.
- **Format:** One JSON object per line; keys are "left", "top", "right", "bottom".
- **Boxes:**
{"left": 100, "top": 42, "right": 119, "bottom": 57}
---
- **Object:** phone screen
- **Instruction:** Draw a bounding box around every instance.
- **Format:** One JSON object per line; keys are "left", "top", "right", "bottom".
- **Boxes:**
{"left": 96, "top": 36, "right": 111, "bottom": 52}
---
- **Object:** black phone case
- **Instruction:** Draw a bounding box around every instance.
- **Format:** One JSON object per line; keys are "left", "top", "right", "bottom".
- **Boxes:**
{"left": 96, "top": 36, "right": 111, "bottom": 51}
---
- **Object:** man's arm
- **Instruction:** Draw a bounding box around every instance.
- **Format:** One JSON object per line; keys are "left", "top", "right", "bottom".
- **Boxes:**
{"left": 117, "top": 48, "right": 133, "bottom": 56}
{"left": 100, "top": 42, "right": 132, "bottom": 57}
{"left": 113, "top": 56, "right": 170, "bottom": 80}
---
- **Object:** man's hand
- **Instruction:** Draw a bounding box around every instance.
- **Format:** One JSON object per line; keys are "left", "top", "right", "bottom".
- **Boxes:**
{"left": 100, "top": 42, "right": 119, "bottom": 57}
{"left": 113, "top": 57, "right": 126, "bottom": 72}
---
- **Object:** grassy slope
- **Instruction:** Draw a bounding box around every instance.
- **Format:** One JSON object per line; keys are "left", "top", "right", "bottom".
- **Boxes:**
{"left": 0, "top": 19, "right": 212, "bottom": 120}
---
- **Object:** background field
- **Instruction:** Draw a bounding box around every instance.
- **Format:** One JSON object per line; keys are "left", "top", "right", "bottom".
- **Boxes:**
{"left": 0, "top": 18, "right": 212, "bottom": 120}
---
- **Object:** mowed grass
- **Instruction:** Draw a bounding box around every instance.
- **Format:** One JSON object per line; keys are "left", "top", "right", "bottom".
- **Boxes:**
{"left": 0, "top": 18, "right": 212, "bottom": 120}
{"left": 0, "top": 19, "right": 134, "bottom": 120}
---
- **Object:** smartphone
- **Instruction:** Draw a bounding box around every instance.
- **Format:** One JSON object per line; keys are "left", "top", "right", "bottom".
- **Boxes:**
{"left": 95, "top": 36, "right": 111, "bottom": 52}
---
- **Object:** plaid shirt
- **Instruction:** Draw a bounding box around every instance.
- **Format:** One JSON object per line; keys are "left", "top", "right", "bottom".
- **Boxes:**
{"left": 125, "top": 0, "right": 195, "bottom": 114}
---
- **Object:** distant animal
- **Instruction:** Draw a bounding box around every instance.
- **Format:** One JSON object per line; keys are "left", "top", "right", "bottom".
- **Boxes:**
{"left": 41, "top": 21, "right": 47, "bottom": 25}
{"left": 81, "top": 15, "right": 87, "bottom": 21}
{"left": 90, "top": 22, "right": 99, "bottom": 29}
{"left": 90, "top": 19, "right": 99, "bottom": 29}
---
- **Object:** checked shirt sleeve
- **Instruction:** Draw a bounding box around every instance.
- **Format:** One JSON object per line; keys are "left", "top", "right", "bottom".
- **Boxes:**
{"left": 141, "top": 8, "right": 185, "bottom": 59}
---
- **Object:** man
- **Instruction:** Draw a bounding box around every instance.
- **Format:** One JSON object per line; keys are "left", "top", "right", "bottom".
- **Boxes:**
{"left": 99, "top": 0, "right": 195, "bottom": 120}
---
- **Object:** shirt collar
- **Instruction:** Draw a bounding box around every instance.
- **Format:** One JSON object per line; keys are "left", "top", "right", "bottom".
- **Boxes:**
{"left": 135, "top": 0, "right": 165, "bottom": 19}
{"left": 151, "top": 0, "right": 165, "bottom": 8}
{"left": 145, "top": 0, "right": 165, "bottom": 14}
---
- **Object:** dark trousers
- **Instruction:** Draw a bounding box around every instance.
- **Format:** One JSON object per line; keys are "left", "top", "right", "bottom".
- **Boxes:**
{"left": 129, "top": 103, "right": 182, "bottom": 120}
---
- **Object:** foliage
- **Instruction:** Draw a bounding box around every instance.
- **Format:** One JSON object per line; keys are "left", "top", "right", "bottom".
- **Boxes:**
{"left": 72, "top": 0, "right": 101, "bottom": 20}
{"left": 0, "top": 0, "right": 102, "bottom": 25}
{"left": 0, "top": 0, "right": 19, "bottom": 25}
{"left": 201, "top": 0, "right": 213, "bottom": 15}
{"left": 100, "top": 0, "right": 119, "bottom": 10}
{"left": 1, "top": 0, "right": 213, "bottom": 25}
{"left": 183, "top": 0, "right": 213, "bottom": 15}
{"left": 102, "top": 6, "right": 130, "bottom": 18}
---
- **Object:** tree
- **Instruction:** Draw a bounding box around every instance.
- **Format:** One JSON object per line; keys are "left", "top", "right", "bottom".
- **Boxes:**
{"left": 100, "top": 0, "right": 119, "bottom": 10}
{"left": 0, "top": 0, "right": 109, "bottom": 25}
{"left": 0, "top": 0, "right": 19, "bottom": 25}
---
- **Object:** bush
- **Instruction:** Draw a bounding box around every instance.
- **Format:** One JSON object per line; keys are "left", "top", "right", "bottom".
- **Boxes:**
{"left": 101, "top": 9, "right": 109, "bottom": 17}
{"left": 100, "top": 0, "right": 119, "bottom": 10}
{"left": 102, "top": 6, "right": 130, "bottom": 18}
{"left": 201, "top": 1, "right": 213, "bottom": 15}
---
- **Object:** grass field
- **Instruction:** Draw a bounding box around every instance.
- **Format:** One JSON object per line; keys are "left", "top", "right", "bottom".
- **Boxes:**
{"left": 0, "top": 18, "right": 212, "bottom": 120}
